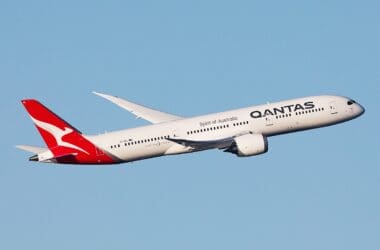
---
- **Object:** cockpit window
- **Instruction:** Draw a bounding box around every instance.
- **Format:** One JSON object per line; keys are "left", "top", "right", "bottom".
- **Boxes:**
{"left": 347, "top": 100, "right": 356, "bottom": 105}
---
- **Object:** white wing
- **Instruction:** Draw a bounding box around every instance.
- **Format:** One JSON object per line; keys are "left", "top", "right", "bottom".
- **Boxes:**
{"left": 93, "top": 92, "right": 183, "bottom": 124}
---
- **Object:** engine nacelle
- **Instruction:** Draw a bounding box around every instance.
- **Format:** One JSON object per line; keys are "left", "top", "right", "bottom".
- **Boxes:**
{"left": 226, "top": 133, "right": 268, "bottom": 157}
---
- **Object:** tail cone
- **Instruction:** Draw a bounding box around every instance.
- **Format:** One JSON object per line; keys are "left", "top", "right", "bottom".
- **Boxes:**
{"left": 29, "top": 155, "right": 38, "bottom": 161}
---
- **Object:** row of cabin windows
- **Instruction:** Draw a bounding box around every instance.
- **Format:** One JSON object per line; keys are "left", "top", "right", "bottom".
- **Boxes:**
{"left": 112, "top": 119, "right": 252, "bottom": 148}
{"left": 186, "top": 121, "right": 250, "bottom": 135}
{"left": 295, "top": 107, "right": 324, "bottom": 115}
{"left": 110, "top": 135, "right": 170, "bottom": 149}
{"left": 276, "top": 113, "right": 292, "bottom": 119}
{"left": 187, "top": 124, "right": 229, "bottom": 135}
{"left": 275, "top": 107, "right": 325, "bottom": 119}
{"left": 233, "top": 121, "right": 249, "bottom": 126}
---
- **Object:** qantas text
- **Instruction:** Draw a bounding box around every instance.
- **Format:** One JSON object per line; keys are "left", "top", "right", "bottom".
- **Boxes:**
{"left": 250, "top": 101, "right": 315, "bottom": 118}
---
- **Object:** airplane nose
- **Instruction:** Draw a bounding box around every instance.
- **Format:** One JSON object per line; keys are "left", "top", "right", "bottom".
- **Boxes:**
{"left": 357, "top": 103, "right": 365, "bottom": 116}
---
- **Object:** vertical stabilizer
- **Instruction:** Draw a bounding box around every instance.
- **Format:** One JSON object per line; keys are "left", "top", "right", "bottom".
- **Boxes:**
{"left": 20, "top": 99, "right": 117, "bottom": 164}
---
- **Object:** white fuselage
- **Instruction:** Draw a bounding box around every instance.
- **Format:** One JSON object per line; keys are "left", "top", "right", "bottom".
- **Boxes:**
{"left": 86, "top": 95, "right": 364, "bottom": 163}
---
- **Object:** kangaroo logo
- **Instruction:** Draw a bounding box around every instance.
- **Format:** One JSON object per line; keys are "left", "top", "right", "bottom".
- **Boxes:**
{"left": 30, "top": 116, "right": 89, "bottom": 155}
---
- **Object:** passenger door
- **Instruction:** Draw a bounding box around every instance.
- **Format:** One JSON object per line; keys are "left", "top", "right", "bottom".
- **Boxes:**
{"left": 329, "top": 101, "right": 338, "bottom": 115}
{"left": 265, "top": 116, "right": 273, "bottom": 126}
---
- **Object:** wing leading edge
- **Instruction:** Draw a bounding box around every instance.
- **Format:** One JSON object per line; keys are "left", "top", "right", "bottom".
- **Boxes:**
{"left": 93, "top": 92, "right": 182, "bottom": 124}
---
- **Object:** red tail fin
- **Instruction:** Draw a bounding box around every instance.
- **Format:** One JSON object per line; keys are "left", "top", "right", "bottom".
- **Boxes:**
{"left": 21, "top": 99, "right": 82, "bottom": 149}
{"left": 21, "top": 99, "right": 116, "bottom": 164}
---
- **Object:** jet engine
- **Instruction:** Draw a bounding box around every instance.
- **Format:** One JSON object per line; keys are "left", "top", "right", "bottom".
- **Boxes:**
{"left": 225, "top": 133, "right": 268, "bottom": 157}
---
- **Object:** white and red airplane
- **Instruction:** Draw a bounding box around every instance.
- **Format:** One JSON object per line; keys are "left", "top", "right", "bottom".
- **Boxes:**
{"left": 16, "top": 92, "right": 364, "bottom": 165}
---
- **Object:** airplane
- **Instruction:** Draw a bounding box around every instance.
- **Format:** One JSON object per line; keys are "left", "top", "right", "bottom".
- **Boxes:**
{"left": 16, "top": 92, "right": 365, "bottom": 165}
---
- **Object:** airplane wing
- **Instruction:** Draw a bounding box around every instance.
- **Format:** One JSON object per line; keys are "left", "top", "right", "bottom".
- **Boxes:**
{"left": 167, "top": 137, "right": 235, "bottom": 151}
{"left": 93, "top": 92, "right": 182, "bottom": 124}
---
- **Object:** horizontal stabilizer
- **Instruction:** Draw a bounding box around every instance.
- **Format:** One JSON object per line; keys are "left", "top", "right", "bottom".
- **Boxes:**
{"left": 15, "top": 145, "right": 47, "bottom": 154}
{"left": 43, "top": 152, "right": 78, "bottom": 162}
{"left": 93, "top": 91, "right": 183, "bottom": 124}
{"left": 28, "top": 151, "right": 78, "bottom": 163}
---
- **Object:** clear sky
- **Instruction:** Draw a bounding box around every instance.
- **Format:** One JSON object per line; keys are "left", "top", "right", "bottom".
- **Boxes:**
{"left": 1, "top": 0, "right": 379, "bottom": 249}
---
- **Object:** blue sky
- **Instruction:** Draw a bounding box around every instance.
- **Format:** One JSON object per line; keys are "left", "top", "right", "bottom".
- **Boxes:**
{"left": 1, "top": 0, "right": 379, "bottom": 249}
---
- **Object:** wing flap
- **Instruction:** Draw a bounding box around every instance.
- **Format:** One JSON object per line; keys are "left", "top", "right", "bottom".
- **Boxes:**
{"left": 93, "top": 92, "right": 182, "bottom": 124}
{"left": 167, "top": 137, "right": 234, "bottom": 151}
